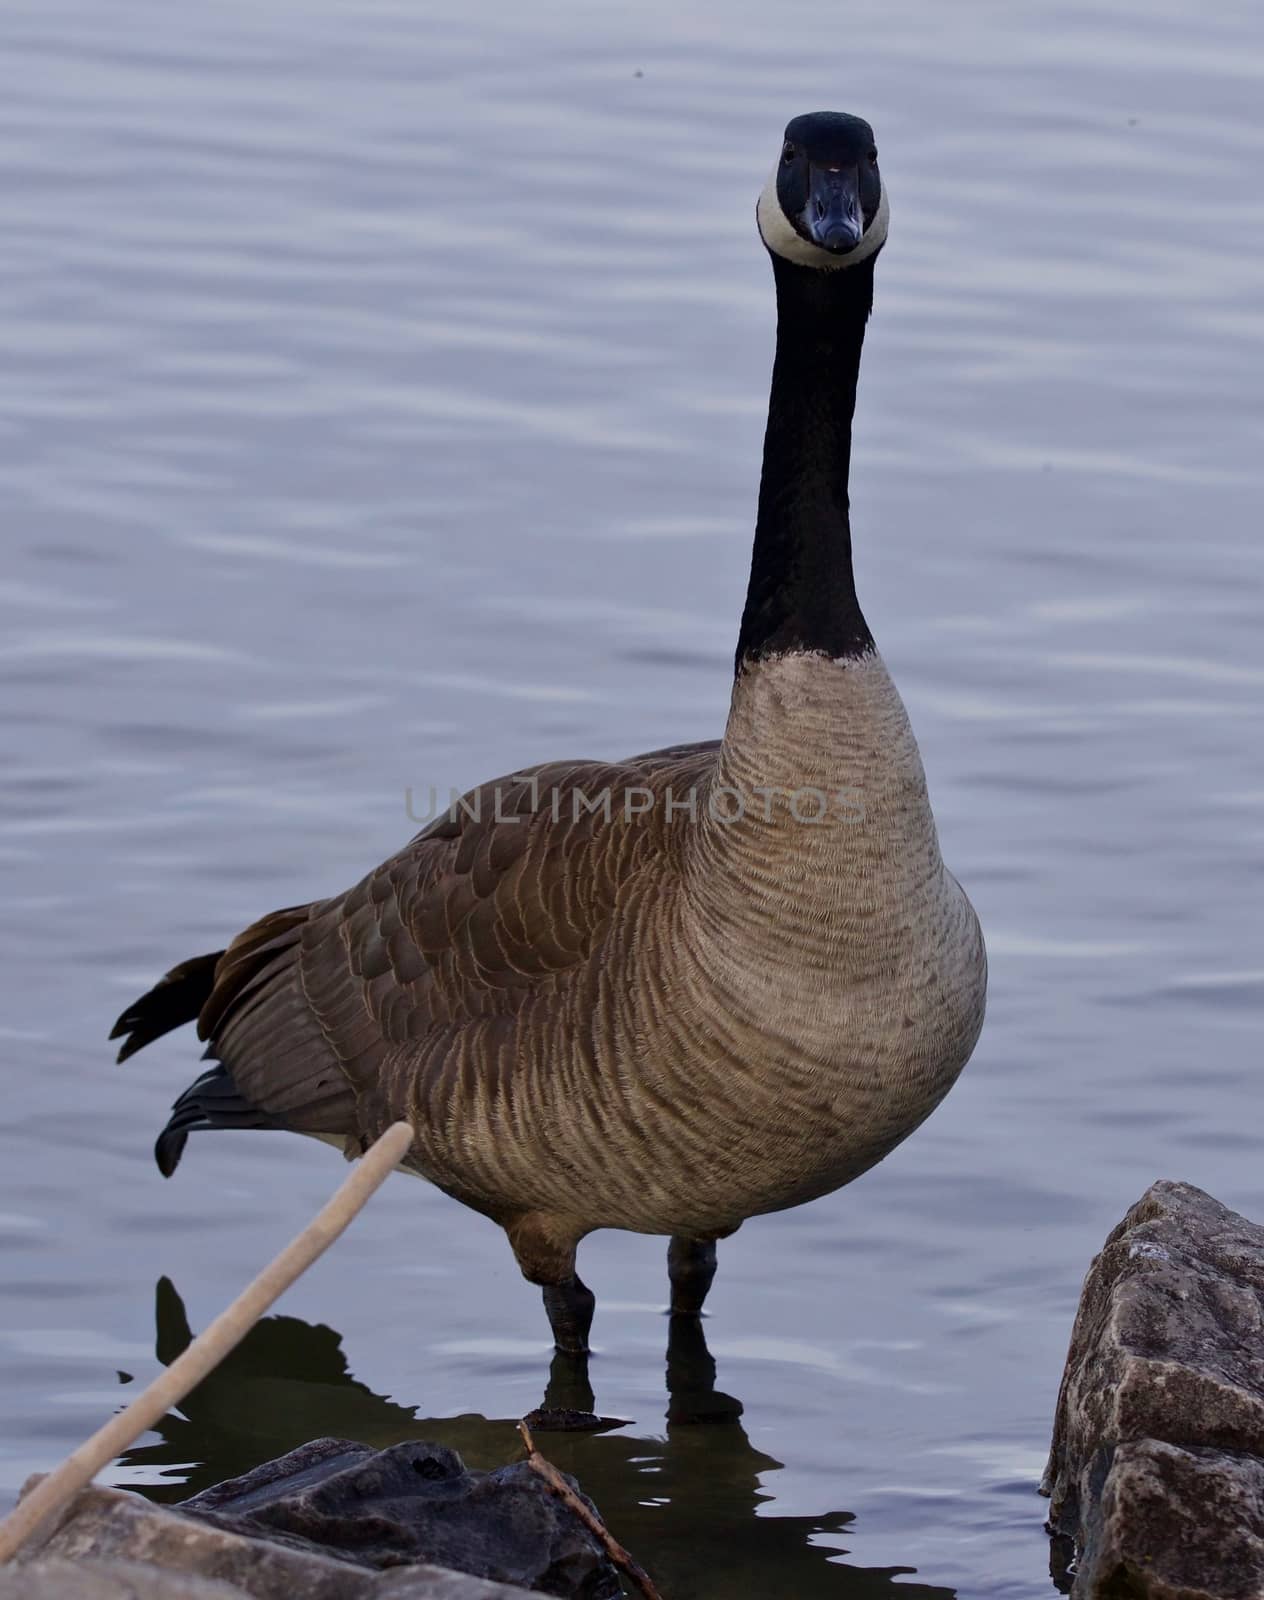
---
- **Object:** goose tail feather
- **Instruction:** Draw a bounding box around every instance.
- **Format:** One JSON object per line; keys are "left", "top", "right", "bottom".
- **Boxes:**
{"left": 110, "top": 951, "right": 224, "bottom": 1064}
{"left": 114, "top": 903, "right": 357, "bottom": 1178}
{"left": 154, "top": 1061, "right": 279, "bottom": 1177}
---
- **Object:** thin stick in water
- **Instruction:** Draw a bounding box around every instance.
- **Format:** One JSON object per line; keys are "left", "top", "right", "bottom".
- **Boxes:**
{"left": 517, "top": 1419, "right": 665, "bottom": 1600}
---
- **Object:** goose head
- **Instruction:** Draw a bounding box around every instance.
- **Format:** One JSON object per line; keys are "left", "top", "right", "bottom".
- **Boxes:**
{"left": 756, "top": 111, "right": 888, "bottom": 271}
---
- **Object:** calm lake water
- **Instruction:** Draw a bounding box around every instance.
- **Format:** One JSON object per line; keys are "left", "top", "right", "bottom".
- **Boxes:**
{"left": 2, "top": 0, "right": 1262, "bottom": 1594}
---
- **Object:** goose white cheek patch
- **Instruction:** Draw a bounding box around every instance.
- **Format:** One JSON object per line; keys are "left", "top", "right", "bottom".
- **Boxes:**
{"left": 756, "top": 171, "right": 889, "bottom": 270}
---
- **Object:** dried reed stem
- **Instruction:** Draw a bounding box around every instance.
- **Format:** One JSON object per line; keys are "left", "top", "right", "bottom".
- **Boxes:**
{"left": 517, "top": 1418, "right": 665, "bottom": 1600}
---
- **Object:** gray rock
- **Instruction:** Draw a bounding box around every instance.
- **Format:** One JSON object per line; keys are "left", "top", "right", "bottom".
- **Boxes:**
{"left": 0, "top": 1555, "right": 253, "bottom": 1599}
{"left": 380, "top": 1574, "right": 563, "bottom": 1600}
{"left": 1043, "top": 1180, "right": 1264, "bottom": 1598}
{"left": 17, "top": 1481, "right": 539, "bottom": 1599}
{"left": 179, "top": 1437, "right": 620, "bottom": 1599}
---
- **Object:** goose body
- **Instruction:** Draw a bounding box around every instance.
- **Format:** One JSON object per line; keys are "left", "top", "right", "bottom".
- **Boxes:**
{"left": 114, "top": 112, "right": 986, "bottom": 1350}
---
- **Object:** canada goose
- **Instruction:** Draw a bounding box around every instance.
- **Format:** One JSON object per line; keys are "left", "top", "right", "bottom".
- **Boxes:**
{"left": 113, "top": 111, "right": 986, "bottom": 1357}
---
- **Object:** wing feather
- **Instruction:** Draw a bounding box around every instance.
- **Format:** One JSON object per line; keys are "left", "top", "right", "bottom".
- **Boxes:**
{"left": 191, "top": 740, "right": 722, "bottom": 1135}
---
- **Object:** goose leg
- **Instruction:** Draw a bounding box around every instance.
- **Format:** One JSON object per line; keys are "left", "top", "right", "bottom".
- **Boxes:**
{"left": 505, "top": 1212, "right": 594, "bottom": 1355}
{"left": 668, "top": 1236, "right": 718, "bottom": 1317}
{"left": 541, "top": 1275, "right": 595, "bottom": 1356}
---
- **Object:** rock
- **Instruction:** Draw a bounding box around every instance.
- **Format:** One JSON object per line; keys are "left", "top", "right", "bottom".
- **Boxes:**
{"left": 1043, "top": 1179, "right": 1264, "bottom": 1598}
{"left": 0, "top": 1555, "right": 253, "bottom": 1599}
{"left": 17, "top": 1480, "right": 542, "bottom": 1598}
{"left": 179, "top": 1437, "right": 620, "bottom": 1597}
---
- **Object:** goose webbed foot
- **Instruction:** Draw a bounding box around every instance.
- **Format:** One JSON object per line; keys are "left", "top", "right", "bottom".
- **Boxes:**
{"left": 667, "top": 1235, "right": 717, "bottom": 1317}
{"left": 530, "top": 1347, "right": 629, "bottom": 1435}
{"left": 542, "top": 1273, "right": 595, "bottom": 1356}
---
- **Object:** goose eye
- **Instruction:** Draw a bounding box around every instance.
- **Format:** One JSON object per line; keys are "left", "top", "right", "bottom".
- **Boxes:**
{"left": 782, "top": 142, "right": 796, "bottom": 163}
{"left": 868, "top": 148, "right": 878, "bottom": 166}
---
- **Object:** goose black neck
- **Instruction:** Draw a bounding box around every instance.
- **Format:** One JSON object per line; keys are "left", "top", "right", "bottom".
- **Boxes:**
{"left": 735, "top": 253, "right": 876, "bottom": 673}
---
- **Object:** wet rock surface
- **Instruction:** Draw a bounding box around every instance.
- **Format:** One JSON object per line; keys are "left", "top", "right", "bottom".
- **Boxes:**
{"left": 179, "top": 1437, "right": 620, "bottom": 1597}
{"left": 15, "top": 1434, "right": 621, "bottom": 1599}
{"left": 19, "top": 1483, "right": 375, "bottom": 1600}
{"left": 0, "top": 1556, "right": 256, "bottom": 1600}
{"left": 1043, "top": 1180, "right": 1264, "bottom": 1598}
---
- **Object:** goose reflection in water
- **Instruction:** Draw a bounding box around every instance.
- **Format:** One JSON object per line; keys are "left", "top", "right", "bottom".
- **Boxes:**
{"left": 120, "top": 1279, "right": 953, "bottom": 1600}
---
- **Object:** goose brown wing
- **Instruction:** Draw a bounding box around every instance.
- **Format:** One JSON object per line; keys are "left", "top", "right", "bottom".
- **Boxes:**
{"left": 623, "top": 737, "right": 721, "bottom": 769}
{"left": 205, "top": 744, "right": 720, "bottom": 1127}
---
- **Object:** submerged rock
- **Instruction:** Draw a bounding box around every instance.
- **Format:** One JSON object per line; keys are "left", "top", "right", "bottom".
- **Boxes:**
{"left": 1043, "top": 1180, "right": 1264, "bottom": 1598}
{"left": 179, "top": 1437, "right": 620, "bottom": 1598}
